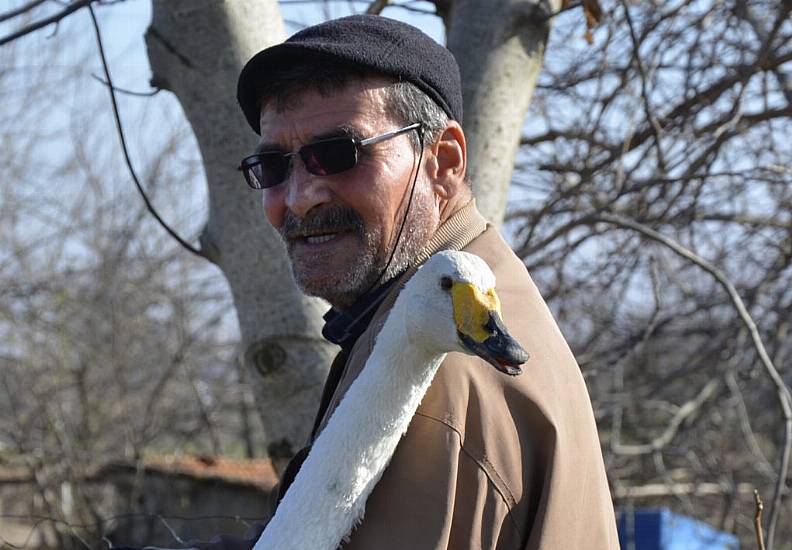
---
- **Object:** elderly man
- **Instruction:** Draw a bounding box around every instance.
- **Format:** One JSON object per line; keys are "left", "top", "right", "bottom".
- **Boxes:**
{"left": 121, "top": 13, "right": 618, "bottom": 550}
{"left": 235, "top": 14, "right": 618, "bottom": 549}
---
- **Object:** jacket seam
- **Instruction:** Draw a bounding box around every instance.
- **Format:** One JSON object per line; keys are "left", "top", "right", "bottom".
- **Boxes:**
{"left": 413, "top": 411, "right": 525, "bottom": 542}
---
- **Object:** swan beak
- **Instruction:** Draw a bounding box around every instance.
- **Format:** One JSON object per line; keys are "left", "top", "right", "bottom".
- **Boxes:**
{"left": 451, "top": 283, "right": 529, "bottom": 376}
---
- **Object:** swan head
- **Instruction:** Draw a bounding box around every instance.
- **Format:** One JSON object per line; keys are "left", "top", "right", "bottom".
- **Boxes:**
{"left": 404, "top": 251, "right": 529, "bottom": 375}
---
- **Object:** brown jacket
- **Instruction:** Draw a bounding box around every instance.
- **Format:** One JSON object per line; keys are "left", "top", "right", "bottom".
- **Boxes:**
{"left": 311, "top": 202, "right": 619, "bottom": 549}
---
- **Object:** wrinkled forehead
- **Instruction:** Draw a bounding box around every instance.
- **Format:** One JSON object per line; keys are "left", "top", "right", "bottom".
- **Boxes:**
{"left": 257, "top": 76, "right": 396, "bottom": 125}
{"left": 258, "top": 71, "right": 396, "bottom": 114}
{"left": 257, "top": 78, "right": 395, "bottom": 146}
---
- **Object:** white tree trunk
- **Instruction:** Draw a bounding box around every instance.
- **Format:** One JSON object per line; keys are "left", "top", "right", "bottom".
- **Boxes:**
{"left": 445, "top": 0, "right": 561, "bottom": 225}
{"left": 146, "top": 0, "right": 335, "bottom": 468}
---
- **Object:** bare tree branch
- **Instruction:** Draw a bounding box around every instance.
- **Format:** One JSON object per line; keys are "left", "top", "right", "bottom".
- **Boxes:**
{"left": 595, "top": 212, "right": 792, "bottom": 545}
{"left": 0, "top": 0, "right": 95, "bottom": 47}
{"left": 621, "top": 0, "right": 667, "bottom": 171}
{"left": 366, "top": 0, "right": 389, "bottom": 15}
{"left": 90, "top": 73, "right": 161, "bottom": 97}
{"left": 612, "top": 378, "right": 722, "bottom": 456}
{"left": 613, "top": 482, "right": 755, "bottom": 500}
{"left": 755, "top": 490, "right": 767, "bottom": 550}
{"left": 87, "top": 4, "right": 204, "bottom": 258}
{"left": 0, "top": 0, "right": 48, "bottom": 24}
{"left": 725, "top": 370, "right": 778, "bottom": 480}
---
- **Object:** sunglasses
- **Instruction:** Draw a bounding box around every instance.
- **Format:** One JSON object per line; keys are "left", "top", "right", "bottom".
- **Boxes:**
{"left": 238, "top": 122, "right": 422, "bottom": 190}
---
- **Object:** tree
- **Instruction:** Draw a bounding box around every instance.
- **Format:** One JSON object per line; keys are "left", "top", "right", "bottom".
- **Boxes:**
{"left": 443, "top": 0, "right": 562, "bottom": 224}
{"left": 146, "top": 0, "right": 336, "bottom": 471}
{"left": 0, "top": 11, "right": 258, "bottom": 545}
{"left": 0, "top": 104, "right": 246, "bottom": 549}
{"left": 510, "top": 0, "right": 792, "bottom": 545}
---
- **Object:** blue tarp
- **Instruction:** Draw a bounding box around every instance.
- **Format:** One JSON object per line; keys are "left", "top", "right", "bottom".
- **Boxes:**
{"left": 617, "top": 508, "right": 740, "bottom": 549}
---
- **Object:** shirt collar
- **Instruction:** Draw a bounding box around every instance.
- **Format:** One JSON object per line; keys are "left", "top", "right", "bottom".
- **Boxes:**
{"left": 321, "top": 275, "right": 402, "bottom": 350}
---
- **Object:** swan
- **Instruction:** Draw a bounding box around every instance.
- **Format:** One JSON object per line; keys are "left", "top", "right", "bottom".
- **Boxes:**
{"left": 253, "top": 250, "right": 529, "bottom": 550}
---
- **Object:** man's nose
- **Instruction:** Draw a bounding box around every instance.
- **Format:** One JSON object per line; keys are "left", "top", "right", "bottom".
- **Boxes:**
{"left": 284, "top": 159, "right": 333, "bottom": 218}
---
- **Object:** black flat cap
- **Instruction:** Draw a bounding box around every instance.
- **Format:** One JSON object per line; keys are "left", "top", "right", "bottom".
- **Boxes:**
{"left": 237, "top": 14, "right": 462, "bottom": 135}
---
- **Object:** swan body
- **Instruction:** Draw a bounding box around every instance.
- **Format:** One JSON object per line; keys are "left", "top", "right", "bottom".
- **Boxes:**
{"left": 253, "top": 250, "right": 528, "bottom": 550}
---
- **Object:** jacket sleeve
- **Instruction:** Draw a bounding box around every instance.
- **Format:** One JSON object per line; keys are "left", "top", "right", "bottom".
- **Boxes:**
{"left": 339, "top": 412, "right": 525, "bottom": 550}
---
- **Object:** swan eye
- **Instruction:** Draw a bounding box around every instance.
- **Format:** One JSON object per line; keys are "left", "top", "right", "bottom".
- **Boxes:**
{"left": 484, "top": 313, "right": 497, "bottom": 334}
{"left": 440, "top": 276, "right": 453, "bottom": 291}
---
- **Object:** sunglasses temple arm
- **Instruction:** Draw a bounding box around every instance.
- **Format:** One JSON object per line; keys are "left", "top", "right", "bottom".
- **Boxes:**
{"left": 358, "top": 122, "right": 422, "bottom": 147}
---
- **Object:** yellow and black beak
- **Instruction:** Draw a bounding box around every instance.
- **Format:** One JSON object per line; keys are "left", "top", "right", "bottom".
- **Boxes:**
{"left": 449, "top": 280, "right": 529, "bottom": 376}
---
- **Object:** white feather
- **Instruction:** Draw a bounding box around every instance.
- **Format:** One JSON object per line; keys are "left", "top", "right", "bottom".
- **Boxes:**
{"left": 253, "top": 251, "right": 495, "bottom": 550}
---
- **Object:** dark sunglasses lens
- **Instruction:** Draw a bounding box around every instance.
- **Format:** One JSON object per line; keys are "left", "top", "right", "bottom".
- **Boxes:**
{"left": 300, "top": 139, "right": 357, "bottom": 176}
{"left": 241, "top": 153, "right": 288, "bottom": 189}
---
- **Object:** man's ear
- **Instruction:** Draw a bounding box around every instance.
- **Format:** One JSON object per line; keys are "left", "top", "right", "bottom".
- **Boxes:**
{"left": 427, "top": 121, "right": 467, "bottom": 200}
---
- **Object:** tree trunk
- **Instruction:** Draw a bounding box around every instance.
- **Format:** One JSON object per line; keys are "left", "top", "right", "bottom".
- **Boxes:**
{"left": 445, "top": 0, "right": 560, "bottom": 225}
{"left": 146, "top": 0, "right": 336, "bottom": 469}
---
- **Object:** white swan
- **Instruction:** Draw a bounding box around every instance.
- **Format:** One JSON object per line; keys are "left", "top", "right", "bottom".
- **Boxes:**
{"left": 253, "top": 250, "right": 529, "bottom": 550}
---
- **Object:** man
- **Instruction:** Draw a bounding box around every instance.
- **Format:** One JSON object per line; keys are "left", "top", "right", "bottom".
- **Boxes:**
{"left": 237, "top": 14, "right": 618, "bottom": 549}
{"left": 124, "top": 14, "right": 618, "bottom": 550}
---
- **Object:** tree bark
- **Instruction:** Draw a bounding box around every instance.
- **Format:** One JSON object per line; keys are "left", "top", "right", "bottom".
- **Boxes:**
{"left": 146, "top": 0, "right": 335, "bottom": 469}
{"left": 445, "top": 0, "right": 560, "bottom": 225}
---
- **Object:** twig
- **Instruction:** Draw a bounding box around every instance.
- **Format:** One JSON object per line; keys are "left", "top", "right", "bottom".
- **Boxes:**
{"left": 45, "top": 19, "right": 60, "bottom": 38}
{"left": 0, "top": 531, "right": 24, "bottom": 549}
{"left": 0, "top": 0, "right": 48, "bottom": 24}
{"left": 366, "top": 0, "right": 389, "bottom": 14}
{"left": 0, "top": 510, "right": 261, "bottom": 547}
{"left": 613, "top": 481, "right": 755, "bottom": 499}
{"left": 279, "top": 0, "right": 433, "bottom": 13}
{"left": 87, "top": 4, "right": 204, "bottom": 258}
{"left": 157, "top": 516, "right": 186, "bottom": 545}
{"left": 386, "top": 4, "right": 435, "bottom": 14}
{"left": 0, "top": 511, "right": 264, "bottom": 529}
{"left": 726, "top": 371, "right": 778, "bottom": 480}
{"left": 90, "top": 73, "right": 160, "bottom": 97}
{"left": 546, "top": 1, "right": 583, "bottom": 20}
{"left": 612, "top": 378, "right": 721, "bottom": 455}
{"left": 0, "top": 0, "right": 94, "bottom": 47}
{"left": 596, "top": 212, "right": 792, "bottom": 544}
{"left": 755, "top": 490, "right": 766, "bottom": 550}
{"left": 621, "top": 0, "right": 667, "bottom": 171}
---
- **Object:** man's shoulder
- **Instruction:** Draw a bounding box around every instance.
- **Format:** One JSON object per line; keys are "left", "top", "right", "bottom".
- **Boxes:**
{"left": 418, "top": 223, "right": 596, "bottom": 453}
{"left": 462, "top": 224, "right": 533, "bottom": 290}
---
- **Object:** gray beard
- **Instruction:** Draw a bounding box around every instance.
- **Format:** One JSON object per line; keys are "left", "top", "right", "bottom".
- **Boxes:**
{"left": 281, "top": 185, "right": 438, "bottom": 309}
{"left": 380, "top": 195, "right": 437, "bottom": 282}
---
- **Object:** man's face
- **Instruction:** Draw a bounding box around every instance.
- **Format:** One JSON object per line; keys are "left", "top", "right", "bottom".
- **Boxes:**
{"left": 258, "top": 78, "right": 439, "bottom": 308}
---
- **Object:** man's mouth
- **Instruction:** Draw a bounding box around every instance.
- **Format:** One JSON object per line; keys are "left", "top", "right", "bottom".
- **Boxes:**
{"left": 304, "top": 233, "right": 338, "bottom": 245}
{"left": 281, "top": 205, "right": 366, "bottom": 248}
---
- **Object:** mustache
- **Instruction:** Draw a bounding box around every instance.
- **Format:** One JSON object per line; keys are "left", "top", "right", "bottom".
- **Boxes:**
{"left": 280, "top": 205, "right": 366, "bottom": 240}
